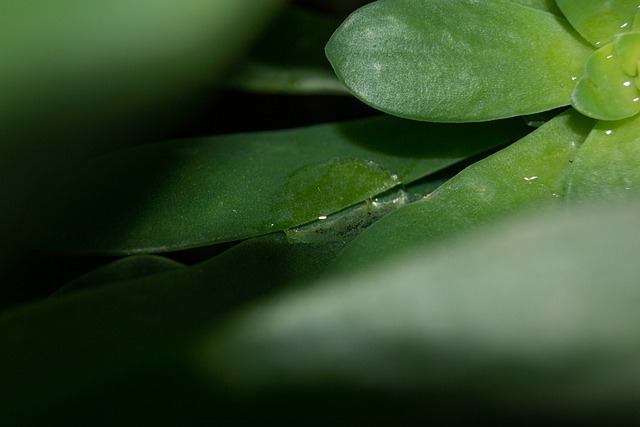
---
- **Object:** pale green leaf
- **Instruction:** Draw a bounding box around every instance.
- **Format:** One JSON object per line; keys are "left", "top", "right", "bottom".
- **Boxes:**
{"left": 556, "top": 0, "right": 639, "bottom": 47}
{"left": 572, "top": 41, "right": 640, "bottom": 121}
{"left": 326, "top": 0, "right": 592, "bottom": 122}
{"left": 565, "top": 114, "right": 640, "bottom": 204}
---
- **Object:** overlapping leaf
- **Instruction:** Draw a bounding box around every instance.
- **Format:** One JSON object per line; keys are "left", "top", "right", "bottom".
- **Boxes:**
{"left": 326, "top": 0, "right": 592, "bottom": 122}
{"left": 328, "top": 110, "right": 595, "bottom": 271}
{"left": 24, "top": 115, "right": 529, "bottom": 255}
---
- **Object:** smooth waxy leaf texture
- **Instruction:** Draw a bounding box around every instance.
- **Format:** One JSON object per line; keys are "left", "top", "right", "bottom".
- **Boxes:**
{"left": 556, "top": 0, "right": 639, "bottom": 47}
{"left": 24, "top": 116, "right": 529, "bottom": 255}
{"left": 328, "top": 110, "right": 595, "bottom": 271}
{"left": 572, "top": 34, "right": 640, "bottom": 120}
{"left": 566, "top": 114, "right": 640, "bottom": 204}
{"left": 326, "top": 0, "right": 592, "bottom": 122}
{"left": 201, "top": 204, "right": 640, "bottom": 423}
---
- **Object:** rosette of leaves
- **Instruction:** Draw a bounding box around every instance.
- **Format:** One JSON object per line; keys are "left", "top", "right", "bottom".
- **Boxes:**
{"left": 324, "top": 0, "right": 640, "bottom": 254}
{"left": 5, "top": 1, "right": 640, "bottom": 425}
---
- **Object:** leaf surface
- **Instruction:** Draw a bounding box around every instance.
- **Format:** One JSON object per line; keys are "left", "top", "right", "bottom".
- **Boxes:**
{"left": 24, "top": 116, "right": 529, "bottom": 255}
{"left": 326, "top": 0, "right": 592, "bottom": 121}
{"left": 328, "top": 110, "right": 594, "bottom": 272}
{"left": 556, "top": 0, "right": 639, "bottom": 46}
{"left": 565, "top": 114, "right": 640, "bottom": 203}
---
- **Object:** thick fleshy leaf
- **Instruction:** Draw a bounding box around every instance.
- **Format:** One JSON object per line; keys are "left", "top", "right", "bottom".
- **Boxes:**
{"left": 52, "top": 255, "right": 186, "bottom": 296}
{"left": 556, "top": 0, "right": 639, "bottom": 47}
{"left": 572, "top": 41, "right": 640, "bottom": 120}
{"left": 0, "top": 232, "right": 346, "bottom": 425}
{"left": 200, "top": 204, "right": 640, "bottom": 423}
{"left": 565, "top": 114, "right": 640, "bottom": 204}
{"left": 228, "top": 7, "right": 348, "bottom": 95}
{"left": 325, "top": 0, "right": 592, "bottom": 122}
{"left": 24, "top": 116, "right": 529, "bottom": 255}
{"left": 328, "top": 110, "right": 595, "bottom": 272}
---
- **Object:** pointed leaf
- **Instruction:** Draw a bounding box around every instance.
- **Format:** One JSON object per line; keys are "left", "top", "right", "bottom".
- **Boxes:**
{"left": 565, "top": 114, "right": 640, "bottom": 204}
{"left": 327, "top": 110, "right": 594, "bottom": 272}
{"left": 326, "top": 0, "right": 592, "bottom": 122}
{"left": 24, "top": 116, "right": 529, "bottom": 255}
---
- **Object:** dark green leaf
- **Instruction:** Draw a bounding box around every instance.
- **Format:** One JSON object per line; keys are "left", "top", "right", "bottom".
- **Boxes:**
{"left": 0, "top": 232, "right": 344, "bottom": 425}
{"left": 52, "top": 255, "right": 186, "bottom": 297}
{"left": 202, "top": 204, "right": 640, "bottom": 423}
{"left": 24, "top": 116, "right": 529, "bottom": 255}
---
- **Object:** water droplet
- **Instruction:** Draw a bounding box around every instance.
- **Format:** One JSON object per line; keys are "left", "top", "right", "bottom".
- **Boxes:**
{"left": 273, "top": 158, "right": 401, "bottom": 228}
{"left": 523, "top": 176, "right": 538, "bottom": 182}
{"left": 621, "top": 22, "right": 629, "bottom": 29}
{"left": 571, "top": 76, "right": 578, "bottom": 81}
{"left": 624, "top": 81, "right": 632, "bottom": 87}
{"left": 285, "top": 186, "right": 408, "bottom": 244}
{"left": 605, "top": 129, "right": 614, "bottom": 135}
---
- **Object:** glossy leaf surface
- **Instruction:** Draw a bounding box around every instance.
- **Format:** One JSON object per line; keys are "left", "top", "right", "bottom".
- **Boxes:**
{"left": 328, "top": 110, "right": 594, "bottom": 271}
{"left": 572, "top": 40, "right": 640, "bottom": 120}
{"left": 202, "top": 204, "right": 640, "bottom": 422}
{"left": 556, "top": 0, "right": 639, "bottom": 46}
{"left": 326, "top": 0, "right": 592, "bottom": 122}
{"left": 566, "top": 114, "right": 640, "bottom": 204}
{"left": 24, "top": 116, "right": 529, "bottom": 255}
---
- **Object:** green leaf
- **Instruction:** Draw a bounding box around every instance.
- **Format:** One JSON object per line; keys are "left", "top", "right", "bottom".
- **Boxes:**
{"left": 325, "top": 0, "right": 592, "bottom": 122}
{"left": 556, "top": 0, "right": 639, "bottom": 47}
{"left": 327, "top": 110, "right": 595, "bottom": 272}
{"left": 1, "top": 0, "right": 283, "bottom": 136}
{"left": 24, "top": 116, "right": 529, "bottom": 255}
{"left": 0, "top": 232, "right": 345, "bottom": 424}
{"left": 228, "top": 7, "right": 349, "bottom": 95}
{"left": 52, "top": 255, "right": 186, "bottom": 297}
{"left": 565, "top": 114, "right": 640, "bottom": 204}
{"left": 572, "top": 39, "right": 640, "bottom": 121}
{"left": 201, "top": 204, "right": 640, "bottom": 423}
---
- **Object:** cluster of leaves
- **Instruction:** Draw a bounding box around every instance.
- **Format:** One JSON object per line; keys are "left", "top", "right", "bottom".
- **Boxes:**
{"left": 2, "top": 0, "right": 640, "bottom": 424}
